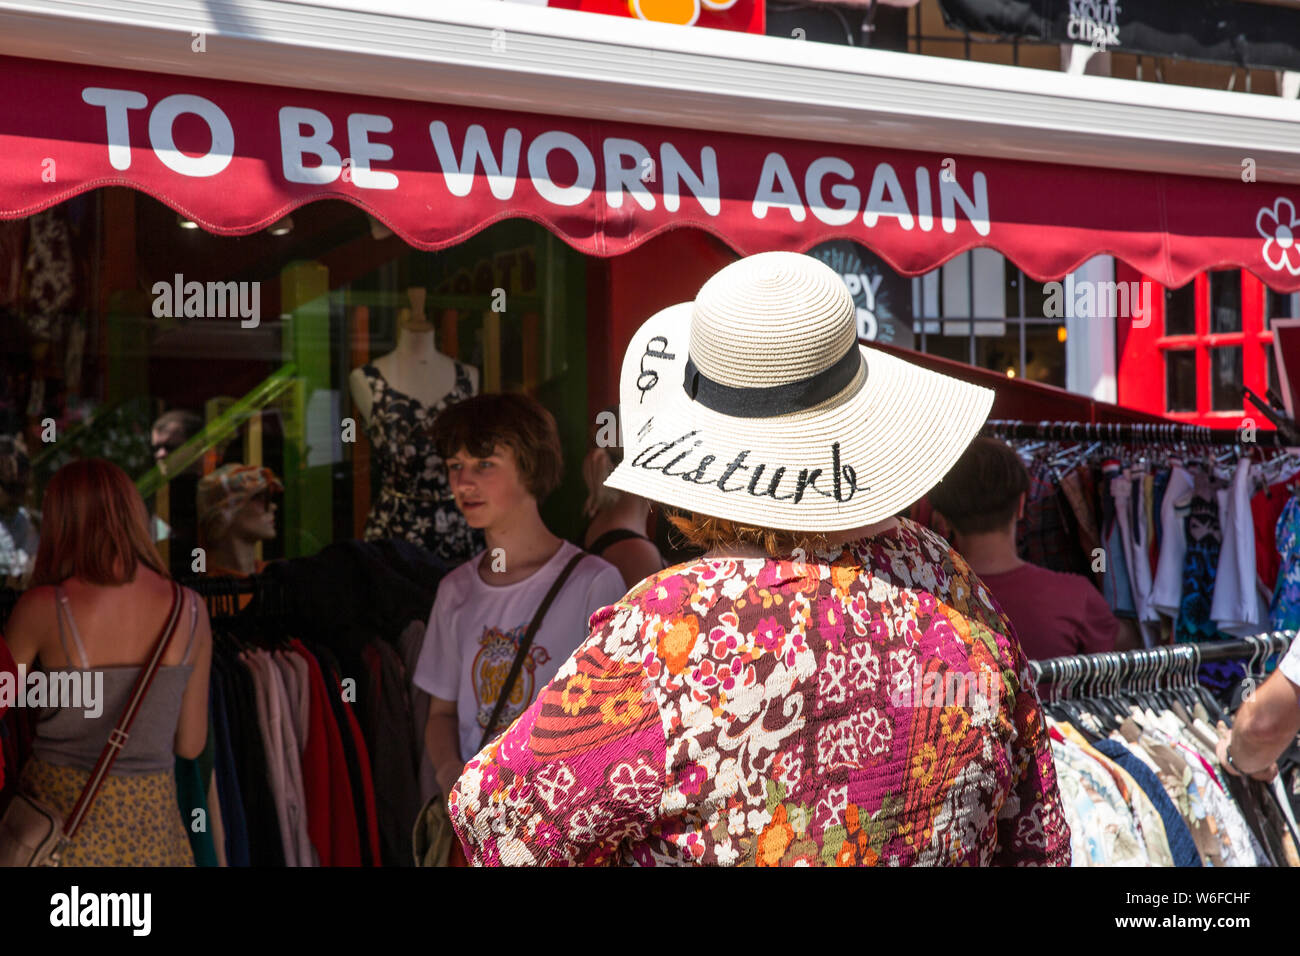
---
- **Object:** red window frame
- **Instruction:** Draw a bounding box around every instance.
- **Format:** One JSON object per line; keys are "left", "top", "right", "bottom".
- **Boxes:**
{"left": 1116, "top": 262, "right": 1272, "bottom": 430}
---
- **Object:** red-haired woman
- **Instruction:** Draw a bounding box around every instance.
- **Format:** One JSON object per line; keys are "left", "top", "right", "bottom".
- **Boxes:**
{"left": 4, "top": 459, "right": 212, "bottom": 865}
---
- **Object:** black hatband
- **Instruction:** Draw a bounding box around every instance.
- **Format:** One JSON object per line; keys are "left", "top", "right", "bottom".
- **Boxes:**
{"left": 682, "top": 340, "right": 862, "bottom": 418}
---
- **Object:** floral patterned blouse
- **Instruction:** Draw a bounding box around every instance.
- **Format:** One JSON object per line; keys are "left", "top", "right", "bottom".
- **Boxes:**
{"left": 448, "top": 518, "right": 1070, "bottom": 866}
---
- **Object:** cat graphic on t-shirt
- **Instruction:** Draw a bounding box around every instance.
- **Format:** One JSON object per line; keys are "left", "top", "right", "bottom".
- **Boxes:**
{"left": 471, "top": 624, "right": 551, "bottom": 732}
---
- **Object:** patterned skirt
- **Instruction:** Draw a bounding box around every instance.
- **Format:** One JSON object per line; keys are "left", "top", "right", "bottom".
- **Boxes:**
{"left": 19, "top": 756, "right": 195, "bottom": 866}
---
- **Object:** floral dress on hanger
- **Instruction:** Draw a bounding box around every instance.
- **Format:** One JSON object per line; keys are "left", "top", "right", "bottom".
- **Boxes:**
{"left": 360, "top": 362, "right": 482, "bottom": 565}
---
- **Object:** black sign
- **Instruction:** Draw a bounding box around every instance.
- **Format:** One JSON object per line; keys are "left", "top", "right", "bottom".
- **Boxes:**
{"left": 808, "top": 240, "right": 914, "bottom": 350}
{"left": 939, "top": 0, "right": 1300, "bottom": 71}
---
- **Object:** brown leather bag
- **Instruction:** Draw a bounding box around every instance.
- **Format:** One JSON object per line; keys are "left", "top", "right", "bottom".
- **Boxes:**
{"left": 0, "top": 583, "right": 184, "bottom": 866}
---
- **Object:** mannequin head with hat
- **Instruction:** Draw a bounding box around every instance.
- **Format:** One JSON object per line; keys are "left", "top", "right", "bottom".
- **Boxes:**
{"left": 197, "top": 464, "right": 282, "bottom": 576}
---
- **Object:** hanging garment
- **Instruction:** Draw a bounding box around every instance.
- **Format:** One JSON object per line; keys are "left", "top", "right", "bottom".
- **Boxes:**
{"left": 1174, "top": 484, "right": 1246, "bottom": 694}
{"left": 1133, "top": 734, "right": 1223, "bottom": 866}
{"left": 1093, "top": 738, "right": 1201, "bottom": 867}
{"left": 312, "top": 644, "right": 382, "bottom": 867}
{"left": 1018, "top": 459, "right": 1089, "bottom": 576}
{"left": 1175, "top": 485, "right": 1225, "bottom": 644}
{"left": 1114, "top": 470, "right": 1158, "bottom": 643}
{"left": 1151, "top": 466, "right": 1196, "bottom": 618}
{"left": 0, "top": 507, "right": 38, "bottom": 582}
{"left": 208, "top": 770, "right": 228, "bottom": 867}
{"left": 272, "top": 650, "right": 310, "bottom": 758}
{"left": 244, "top": 651, "right": 298, "bottom": 866}
{"left": 1271, "top": 495, "right": 1300, "bottom": 630}
{"left": 0, "top": 218, "right": 27, "bottom": 308}
{"left": 1223, "top": 773, "right": 1294, "bottom": 868}
{"left": 1253, "top": 481, "right": 1291, "bottom": 598}
{"left": 359, "top": 363, "right": 482, "bottom": 564}
{"left": 221, "top": 646, "right": 284, "bottom": 866}
{"left": 1211, "top": 458, "right": 1263, "bottom": 636}
{"left": 1050, "top": 737, "right": 1111, "bottom": 866}
{"left": 1055, "top": 721, "right": 1173, "bottom": 866}
{"left": 1169, "top": 738, "right": 1259, "bottom": 867}
{"left": 1151, "top": 467, "right": 1171, "bottom": 557}
{"left": 363, "top": 637, "right": 422, "bottom": 866}
{"left": 1049, "top": 726, "right": 1150, "bottom": 866}
{"left": 258, "top": 650, "right": 314, "bottom": 866}
{"left": 1099, "top": 463, "right": 1137, "bottom": 618}
{"left": 291, "top": 639, "right": 361, "bottom": 867}
{"left": 209, "top": 661, "right": 251, "bottom": 867}
{"left": 1059, "top": 465, "right": 1103, "bottom": 584}
{"left": 20, "top": 207, "right": 74, "bottom": 342}
{"left": 398, "top": 618, "right": 440, "bottom": 808}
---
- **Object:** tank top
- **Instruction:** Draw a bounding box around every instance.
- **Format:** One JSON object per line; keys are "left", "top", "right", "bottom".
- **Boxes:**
{"left": 31, "top": 586, "right": 199, "bottom": 775}
{"left": 587, "top": 528, "right": 668, "bottom": 571}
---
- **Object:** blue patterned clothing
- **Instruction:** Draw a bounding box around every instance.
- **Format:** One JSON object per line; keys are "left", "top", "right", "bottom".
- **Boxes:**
{"left": 1270, "top": 496, "right": 1300, "bottom": 631}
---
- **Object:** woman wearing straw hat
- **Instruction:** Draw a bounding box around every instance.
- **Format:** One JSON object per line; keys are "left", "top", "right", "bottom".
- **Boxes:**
{"left": 446, "top": 252, "right": 1070, "bottom": 866}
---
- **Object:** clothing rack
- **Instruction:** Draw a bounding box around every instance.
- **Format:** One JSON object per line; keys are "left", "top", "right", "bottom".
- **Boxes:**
{"left": 983, "top": 419, "right": 1293, "bottom": 448}
{"left": 183, "top": 573, "right": 288, "bottom": 627}
{"left": 1031, "top": 631, "right": 1296, "bottom": 692}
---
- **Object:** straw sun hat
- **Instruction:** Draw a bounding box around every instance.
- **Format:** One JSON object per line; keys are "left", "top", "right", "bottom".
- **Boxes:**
{"left": 605, "top": 251, "right": 994, "bottom": 532}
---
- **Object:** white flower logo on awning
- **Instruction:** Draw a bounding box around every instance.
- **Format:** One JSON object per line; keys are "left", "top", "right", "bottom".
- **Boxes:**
{"left": 1258, "top": 198, "right": 1300, "bottom": 275}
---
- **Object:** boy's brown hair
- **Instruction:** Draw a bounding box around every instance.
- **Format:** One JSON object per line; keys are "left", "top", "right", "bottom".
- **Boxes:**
{"left": 432, "top": 393, "right": 564, "bottom": 501}
{"left": 927, "top": 437, "right": 1029, "bottom": 535}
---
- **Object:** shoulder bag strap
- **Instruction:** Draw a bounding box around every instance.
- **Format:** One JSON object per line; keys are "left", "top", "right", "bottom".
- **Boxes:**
{"left": 59, "top": 582, "right": 185, "bottom": 846}
{"left": 477, "top": 551, "right": 587, "bottom": 752}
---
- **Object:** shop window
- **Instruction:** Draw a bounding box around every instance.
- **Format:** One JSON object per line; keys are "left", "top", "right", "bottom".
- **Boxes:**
{"left": 1209, "top": 346, "right": 1243, "bottom": 411}
{"left": 1166, "top": 349, "right": 1196, "bottom": 412}
{"left": 1269, "top": 290, "right": 1299, "bottom": 320}
{"left": 909, "top": 250, "right": 1067, "bottom": 388}
{"left": 1209, "top": 269, "right": 1242, "bottom": 334}
{"left": 1121, "top": 266, "right": 1273, "bottom": 427}
{"left": 1023, "top": 323, "right": 1068, "bottom": 386}
{"left": 1164, "top": 283, "right": 1196, "bottom": 337}
{"left": 0, "top": 191, "right": 590, "bottom": 586}
{"left": 1268, "top": 295, "right": 1299, "bottom": 397}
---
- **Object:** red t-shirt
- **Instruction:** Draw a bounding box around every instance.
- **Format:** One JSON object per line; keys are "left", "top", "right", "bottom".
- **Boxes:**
{"left": 1252, "top": 482, "right": 1290, "bottom": 593}
{"left": 976, "top": 563, "right": 1119, "bottom": 661}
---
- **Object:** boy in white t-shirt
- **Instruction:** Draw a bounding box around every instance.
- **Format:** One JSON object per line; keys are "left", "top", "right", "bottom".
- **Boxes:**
{"left": 413, "top": 393, "right": 626, "bottom": 802}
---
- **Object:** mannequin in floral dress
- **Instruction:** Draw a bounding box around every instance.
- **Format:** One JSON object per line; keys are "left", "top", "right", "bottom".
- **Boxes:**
{"left": 349, "top": 288, "right": 482, "bottom": 564}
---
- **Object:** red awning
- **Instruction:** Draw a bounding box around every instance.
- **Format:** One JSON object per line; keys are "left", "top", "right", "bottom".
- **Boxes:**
{"left": 4, "top": 53, "right": 1300, "bottom": 290}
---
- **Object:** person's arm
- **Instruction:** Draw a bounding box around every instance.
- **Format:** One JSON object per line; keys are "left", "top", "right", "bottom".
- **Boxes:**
{"left": 175, "top": 594, "right": 213, "bottom": 759}
{"left": 2, "top": 587, "right": 50, "bottom": 668}
{"left": 426, "top": 697, "right": 463, "bottom": 798}
{"left": 1217, "top": 647, "right": 1300, "bottom": 778}
{"left": 413, "top": 583, "right": 464, "bottom": 796}
{"left": 447, "top": 602, "right": 667, "bottom": 866}
{"left": 994, "top": 636, "right": 1072, "bottom": 866}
